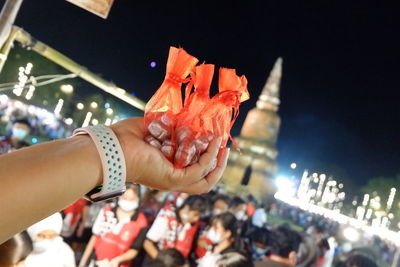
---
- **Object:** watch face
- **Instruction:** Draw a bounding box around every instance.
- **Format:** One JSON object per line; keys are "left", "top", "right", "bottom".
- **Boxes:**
{"left": 85, "top": 185, "right": 125, "bottom": 202}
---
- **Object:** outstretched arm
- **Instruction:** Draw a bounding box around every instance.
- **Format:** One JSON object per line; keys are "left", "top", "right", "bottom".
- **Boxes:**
{"left": 0, "top": 117, "right": 229, "bottom": 243}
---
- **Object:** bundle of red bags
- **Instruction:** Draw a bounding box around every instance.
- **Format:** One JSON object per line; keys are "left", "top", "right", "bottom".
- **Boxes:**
{"left": 144, "top": 47, "right": 249, "bottom": 169}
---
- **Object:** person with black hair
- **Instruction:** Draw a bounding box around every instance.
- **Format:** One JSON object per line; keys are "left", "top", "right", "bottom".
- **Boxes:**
{"left": 0, "top": 119, "right": 31, "bottom": 154}
{"left": 216, "top": 252, "right": 255, "bottom": 267}
{"left": 79, "top": 184, "right": 147, "bottom": 267}
{"left": 155, "top": 248, "right": 185, "bottom": 267}
{"left": 144, "top": 195, "right": 207, "bottom": 262}
{"left": 211, "top": 194, "right": 230, "bottom": 216}
{"left": 229, "top": 197, "right": 247, "bottom": 222}
{"left": 197, "top": 212, "right": 246, "bottom": 266}
{"left": 335, "top": 254, "right": 378, "bottom": 267}
{"left": 250, "top": 227, "right": 270, "bottom": 261}
{"left": 0, "top": 231, "right": 32, "bottom": 267}
{"left": 254, "top": 226, "right": 302, "bottom": 267}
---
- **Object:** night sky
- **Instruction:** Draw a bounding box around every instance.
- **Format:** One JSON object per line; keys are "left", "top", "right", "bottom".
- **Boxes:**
{"left": 8, "top": 0, "right": 400, "bottom": 186}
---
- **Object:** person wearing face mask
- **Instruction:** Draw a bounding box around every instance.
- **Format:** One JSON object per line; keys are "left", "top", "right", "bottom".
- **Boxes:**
{"left": 250, "top": 228, "right": 270, "bottom": 261}
{"left": 174, "top": 192, "right": 189, "bottom": 208}
{"left": 229, "top": 197, "right": 248, "bottom": 222}
{"left": 211, "top": 195, "right": 230, "bottom": 216}
{"left": 254, "top": 226, "right": 302, "bottom": 267}
{"left": 143, "top": 195, "right": 207, "bottom": 264}
{"left": 24, "top": 213, "right": 75, "bottom": 267}
{"left": 0, "top": 119, "right": 31, "bottom": 155}
{"left": 79, "top": 184, "right": 147, "bottom": 267}
{"left": 197, "top": 212, "right": 246, "bottom": 267}
{"left": 194, "top": 195, "right": 230, "bottom": 259}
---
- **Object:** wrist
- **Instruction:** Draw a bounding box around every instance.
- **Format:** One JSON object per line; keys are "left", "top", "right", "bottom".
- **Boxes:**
{"left": 70, "top": 135, "right": 102, "bottom": 187}
{"left": 112, "top": 256, "right": 121, "bottom": 263}
{"left": 109, "top": 125, "right": 139, "bottom": 183}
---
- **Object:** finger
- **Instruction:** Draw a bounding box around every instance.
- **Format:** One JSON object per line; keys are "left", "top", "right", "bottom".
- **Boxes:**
{"left": 168, "top": 137, "right": 222, "bottom": 188}
{"left": 178, "top": 148, "right": 230, "bottom": 194}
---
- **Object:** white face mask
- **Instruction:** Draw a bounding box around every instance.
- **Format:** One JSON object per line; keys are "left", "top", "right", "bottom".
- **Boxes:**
{"left": 33, "top": 238, "right": 56, "bottom": 253}
{"left": 176, "top": 197, "right": 185, "bottom": 208}
{"left": 156, "top": 193, "right": 166, "bottom": 202}
{"left": 235, "top": 210, "right": 247, "bottom": 221}
{"left": 212, "top": 208, "right": 223, "bottom": 216}
{"left": 12, "top": 128, "right": 28, "bottom": 140}
{"left": 181, "top": 212, "right": 189, "bottom": 222}
{"left": 118, "top": 199, "right": 138, "bottom": 212}
{"left": 207, "top": 228, "right": 222, "bottom": 244}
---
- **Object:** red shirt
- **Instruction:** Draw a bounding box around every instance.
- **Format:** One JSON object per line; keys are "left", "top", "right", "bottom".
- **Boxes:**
{"left": 62, "top": 198, "right": 88, "bottom": 237}
{"left": 146, "top": 205, "right": 199, "bottom": 258}
{"left": 93, "top": 206, "right": 148, "bottom": 267}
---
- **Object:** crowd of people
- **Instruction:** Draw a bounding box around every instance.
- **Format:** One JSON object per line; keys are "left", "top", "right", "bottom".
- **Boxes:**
{"left": 0, "top": 118, "right": 383, "bottom": 267}
{"left": 0, "top": 184, "right": 382, "bottom": 267}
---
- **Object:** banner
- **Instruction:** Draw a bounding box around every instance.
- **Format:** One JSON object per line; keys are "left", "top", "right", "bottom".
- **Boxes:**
{"left": 66, "top": 0, "right": 114, "bottom": 19}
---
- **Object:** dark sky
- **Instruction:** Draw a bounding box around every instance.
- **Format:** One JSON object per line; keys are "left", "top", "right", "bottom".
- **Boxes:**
{"left": 9, "top": 0, "right": 400, "bottom": 186}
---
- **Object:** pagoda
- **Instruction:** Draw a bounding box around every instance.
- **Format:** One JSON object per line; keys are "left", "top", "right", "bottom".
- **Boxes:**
{"left": 221, "top": 58, "right": 283, "bottom": 202}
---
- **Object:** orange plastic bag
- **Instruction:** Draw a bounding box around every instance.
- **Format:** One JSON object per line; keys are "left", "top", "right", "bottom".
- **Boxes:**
{"left": 197, "top": 68, "right": 249, "bottom": 150}
{"left": 144, "top": 47, "right": 198, "bottom": 160}
{"left": 174, "top": 64, "right": 215, "bottom": 168}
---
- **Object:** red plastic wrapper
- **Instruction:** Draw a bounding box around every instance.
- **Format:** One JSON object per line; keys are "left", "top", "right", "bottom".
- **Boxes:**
{"left": 144, "top": 47, "right": 199, "bottom": 160}
{"left": 197, "top": 68, "right": 249, "bottom": 150}
{"left": 174, "top": 64, "right": 215, "bottom": 168}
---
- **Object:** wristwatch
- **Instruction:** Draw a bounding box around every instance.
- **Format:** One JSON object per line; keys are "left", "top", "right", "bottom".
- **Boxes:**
{"left": 73, "top": 125, "right": 126, "bottom": 202}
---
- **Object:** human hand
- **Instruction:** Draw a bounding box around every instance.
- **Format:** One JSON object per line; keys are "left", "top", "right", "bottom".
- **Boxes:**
{"left": 95, "top": 259, "right": 110, "bottom": 267}
{"left": 111, "top": 117, "right": 229, "bottom": 194}
{"left": 109, "top": 258, "right": 120, "bottom": 267}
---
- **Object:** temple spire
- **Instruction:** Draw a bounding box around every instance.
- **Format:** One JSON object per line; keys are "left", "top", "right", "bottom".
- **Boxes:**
{"left": 256, "top": 57, "right": 282, "bottom": 111}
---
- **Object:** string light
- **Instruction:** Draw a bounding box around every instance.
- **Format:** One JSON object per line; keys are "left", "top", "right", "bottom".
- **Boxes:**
{"left": 77, "top": 103, "right": 84, "bottom": 110}
{"left": 82, "top": 112, "right": 93, "bottom": 127}
{"left": 105, "top": 118, "right": 112, "bottom": 126}
{"left": 54, "top": 99, "right": 64, "bottom": 116}
{"left": 106, "top": 108, "right": 113, "bottom": 115}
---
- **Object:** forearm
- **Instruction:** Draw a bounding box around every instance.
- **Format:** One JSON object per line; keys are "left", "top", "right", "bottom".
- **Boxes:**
{"left": 0, "top": 136, "right": 102, "bottom": 243}
{"left": 113, "top": 249, "right": 138, "bottom": 264}
{"left": 79, "top": 235, "right": 97, "bottom": 267}
{"left": 143, "top": 239, "right": 159, "bottom": 259}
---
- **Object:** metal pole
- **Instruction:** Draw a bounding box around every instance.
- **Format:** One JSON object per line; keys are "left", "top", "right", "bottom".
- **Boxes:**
{"left": 13, "top": 26, "right": 145, "bottom": 111}
{"left": 0, "top": 0, "right": 23, "bottom": 48}
{"left": 0, "top": 24, "right": 17, "bottom": 72}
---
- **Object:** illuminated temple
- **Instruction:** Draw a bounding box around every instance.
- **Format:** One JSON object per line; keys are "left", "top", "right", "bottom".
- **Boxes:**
{"left": 221, "top": 58, "right": 283, "bottom": 202}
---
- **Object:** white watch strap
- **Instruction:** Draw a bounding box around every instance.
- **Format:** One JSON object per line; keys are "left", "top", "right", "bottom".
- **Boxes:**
{"left": 73, "top": 125, "right": 126, "bottom": 201}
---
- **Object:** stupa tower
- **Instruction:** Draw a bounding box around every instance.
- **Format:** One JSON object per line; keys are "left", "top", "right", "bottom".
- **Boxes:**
{"left": 221, "top": 58, "right": 282, "bottom": 201}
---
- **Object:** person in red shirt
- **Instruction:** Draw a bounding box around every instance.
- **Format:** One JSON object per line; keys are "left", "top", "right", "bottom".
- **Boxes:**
{"left": 143, "top": 195, "right": 207, "bottom": 263}
{"left": 79, "top": 184, "right": 147, "bottom": 267}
